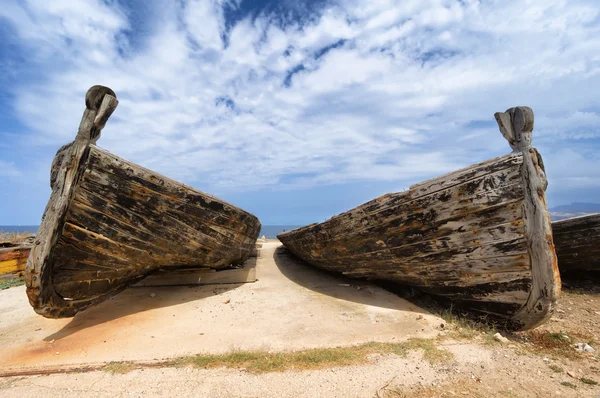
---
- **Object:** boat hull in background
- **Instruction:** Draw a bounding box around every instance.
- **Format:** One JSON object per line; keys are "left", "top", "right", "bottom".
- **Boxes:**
{"left": 552, "top": 213, "right": 600, "bottom": 273}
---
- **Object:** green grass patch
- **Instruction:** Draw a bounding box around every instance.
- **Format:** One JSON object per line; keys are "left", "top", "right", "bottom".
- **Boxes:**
{"left": 0, "top": 278, "right": 25, "bottom": 290}
{"left": 560, "top": 381, "right": 577, "bottom": 389}
{"left": 580, "top": 377, "right": 598, "bottom": 386}
{"left": 547, "top": 364, "right": 563, "bottom": 373}
{"left": 177, "top": 340, "right": 452, "bottom": 373}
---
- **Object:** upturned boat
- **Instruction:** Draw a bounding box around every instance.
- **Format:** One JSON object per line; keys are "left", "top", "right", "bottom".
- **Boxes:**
{"left": 26, "top": 85, "right": 261, "bottom": 318}
{"left": 552, "top": 213, "right": 600, "bottom": 273}
{"left": 279, "top": 106, "right": 560, "bottom": 331}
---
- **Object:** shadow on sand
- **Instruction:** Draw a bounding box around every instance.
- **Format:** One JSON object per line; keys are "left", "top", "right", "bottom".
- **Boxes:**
{"left": 272, "top": 245, "right": 427, "bottom": 314}
{"left": 42, "top": 261, "right": 256, "bottom": 342}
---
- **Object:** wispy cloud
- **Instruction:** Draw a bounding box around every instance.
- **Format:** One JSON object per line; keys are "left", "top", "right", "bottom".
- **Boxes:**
{"left": 0, "top": 161, "right": 21, "bottom": 177}
{"left": 1, "top": 0, "right": 600, "bottom": 223}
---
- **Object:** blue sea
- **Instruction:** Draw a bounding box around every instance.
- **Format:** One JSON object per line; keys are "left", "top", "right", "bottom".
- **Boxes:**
{"left": 0, "top": 225, "right": 40, "bottom": 234}
{"left": 259, "top": 225, "right": 303, "bottom": 239}
{"left": 0, "top": 225, "right": 302, "bottom": 239}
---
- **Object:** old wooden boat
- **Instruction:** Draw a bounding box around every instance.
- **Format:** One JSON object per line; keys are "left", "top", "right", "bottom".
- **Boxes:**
{"left": 26, "top": 85, "right": 261, "bottom": 318}
{"left": 0, "top": 235, "right": 34, "bottom": 281}
{"left": 552, "top": 213, "right": 600, "bottom": 273}
{"left": 279, "top": 106, "right": 560, "bottom": 331}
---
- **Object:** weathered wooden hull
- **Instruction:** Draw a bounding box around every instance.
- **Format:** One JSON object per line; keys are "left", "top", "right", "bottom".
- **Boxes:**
{"left": 279, "top": 107, "right": 560, "bottom": 331}
{"left": 0, "top": 239, "right": 33, "bottom": 281}
{"left": 26, "top": 86, "right": 261, "bottom": 318}
{"left": 552, "top": 214, "right": 600, "bottom": 273}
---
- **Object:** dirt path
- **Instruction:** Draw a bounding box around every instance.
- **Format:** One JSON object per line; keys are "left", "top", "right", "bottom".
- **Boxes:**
{"left": 1, "top": 241, "right": 599, "bottom": 397}
{"left": 0, "top": 241, "right": 441, "bottom": 371}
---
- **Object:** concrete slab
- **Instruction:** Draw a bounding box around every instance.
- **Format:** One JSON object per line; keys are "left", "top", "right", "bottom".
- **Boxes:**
{"left": 0, "top": 241, "right": 443, "bottom": 373}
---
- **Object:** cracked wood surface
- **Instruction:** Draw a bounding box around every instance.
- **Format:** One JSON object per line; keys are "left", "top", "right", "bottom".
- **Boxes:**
{"left": 26, "top": 85, "right": 261, "bottom": 318}
{"left": 279, "top": 106, "right": 560, "bottom": 331}
{"left": 552, "top": 213, "right": 600, "bottom": 272}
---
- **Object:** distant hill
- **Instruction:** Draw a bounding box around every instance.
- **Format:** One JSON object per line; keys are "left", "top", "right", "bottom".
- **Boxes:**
{"left": 549, "top": 202, "right": 600, "bottom": 221}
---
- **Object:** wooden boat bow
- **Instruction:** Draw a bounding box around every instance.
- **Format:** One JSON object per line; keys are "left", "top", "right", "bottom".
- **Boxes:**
{"left": 26, "top": 86, "right": 261, "bottom": 318}
{"left": 279, "top": 106, "right": 561, "bottom": 331}
{"left": 495, "top": 107, "right": 561, "bottom": 329}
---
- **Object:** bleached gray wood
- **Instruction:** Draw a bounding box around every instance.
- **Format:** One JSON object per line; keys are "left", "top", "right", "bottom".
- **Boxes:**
{"left": 494, "top": 107, "right": 560, "bottom": 330}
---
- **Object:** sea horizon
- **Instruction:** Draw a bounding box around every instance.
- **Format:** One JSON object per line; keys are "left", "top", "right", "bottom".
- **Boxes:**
{"left": 0, "top": 225, "right": 302, "bottom": 239}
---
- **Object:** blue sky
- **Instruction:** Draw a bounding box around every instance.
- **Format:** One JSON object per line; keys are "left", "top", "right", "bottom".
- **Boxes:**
{"left": 1, "top": 0, "right": 600, "bottom": 225}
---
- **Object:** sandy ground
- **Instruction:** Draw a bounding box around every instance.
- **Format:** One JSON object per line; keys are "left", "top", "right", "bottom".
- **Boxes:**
{"left": 1, "top": 241, "right": 599, "bottom": 397}
{"left": 0, "top": 241, "right": 441, "bottom": 371}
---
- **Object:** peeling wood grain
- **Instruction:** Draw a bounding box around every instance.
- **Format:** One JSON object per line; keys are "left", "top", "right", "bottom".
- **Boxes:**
{"left": 26, "top": 85, "right": 261, "bottom": 318}
{"left": 279, "top": 106, "right": 560, "bottom": 331}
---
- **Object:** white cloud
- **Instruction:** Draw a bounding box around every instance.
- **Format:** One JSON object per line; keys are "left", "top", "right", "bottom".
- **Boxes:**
{"left": 2, "top": 0, "right": 600, "bottom": 198}
{"left": 0, "top": 161, "right": 21, "bottom": 177}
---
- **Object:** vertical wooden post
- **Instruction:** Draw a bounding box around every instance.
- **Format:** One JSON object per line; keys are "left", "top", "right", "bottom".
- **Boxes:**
{"left": 26, "top": 86, "right": 119, "bottom": 318}
{"left": 495, "top": 107, "right": 561, "bottom": 329}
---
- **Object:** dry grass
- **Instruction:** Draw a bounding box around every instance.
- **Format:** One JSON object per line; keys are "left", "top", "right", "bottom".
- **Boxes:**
{"left": 522, "top": 330, "right": 587, "bottom": 360}
{"left": 176, "top": 340, "right": 453, "bottom": 374}
{"left": 382, "top": 379, "right": 493, "bottom": 398}
{"left": 102, "top": 362, "right": 138, "bottom": 374}
{"left": 404, "top": 339, "right": 454, "bottom": 364}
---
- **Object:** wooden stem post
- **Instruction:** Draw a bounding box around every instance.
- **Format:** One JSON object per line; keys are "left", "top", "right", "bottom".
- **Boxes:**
{"left": 26, "top": 86, "right": 119, "bottom": 318}
{"left": 495, "top": 107, "right": 561, "bottom": 329}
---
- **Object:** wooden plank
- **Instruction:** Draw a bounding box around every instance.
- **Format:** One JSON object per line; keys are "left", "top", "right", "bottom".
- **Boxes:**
{"left": 133, "top": 265, "right": 257, "bottom": 287}
{"left": 135, "top": 257, "right": 257, "bottom": 286}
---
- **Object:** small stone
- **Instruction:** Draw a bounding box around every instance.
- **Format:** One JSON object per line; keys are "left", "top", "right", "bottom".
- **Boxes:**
{"left": 49, "top": 339, "right": 55, "bottom": 344}
{"left": 416, "top": 315, "right": 423, "bottom": 320}
{"left": 223, "top": 299, "right": 231, "bottom": 304}
{"left": 576, "top": 343, "right": 595, "bottom": 353}
{"left": 567, "top": 370, "right": 577, "bottom": 378}
{"left": 543, "top": 357, "right": 549, "bottom": 362}
{"left": 494, "top": 333, "right": 509, "bottom": 344}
